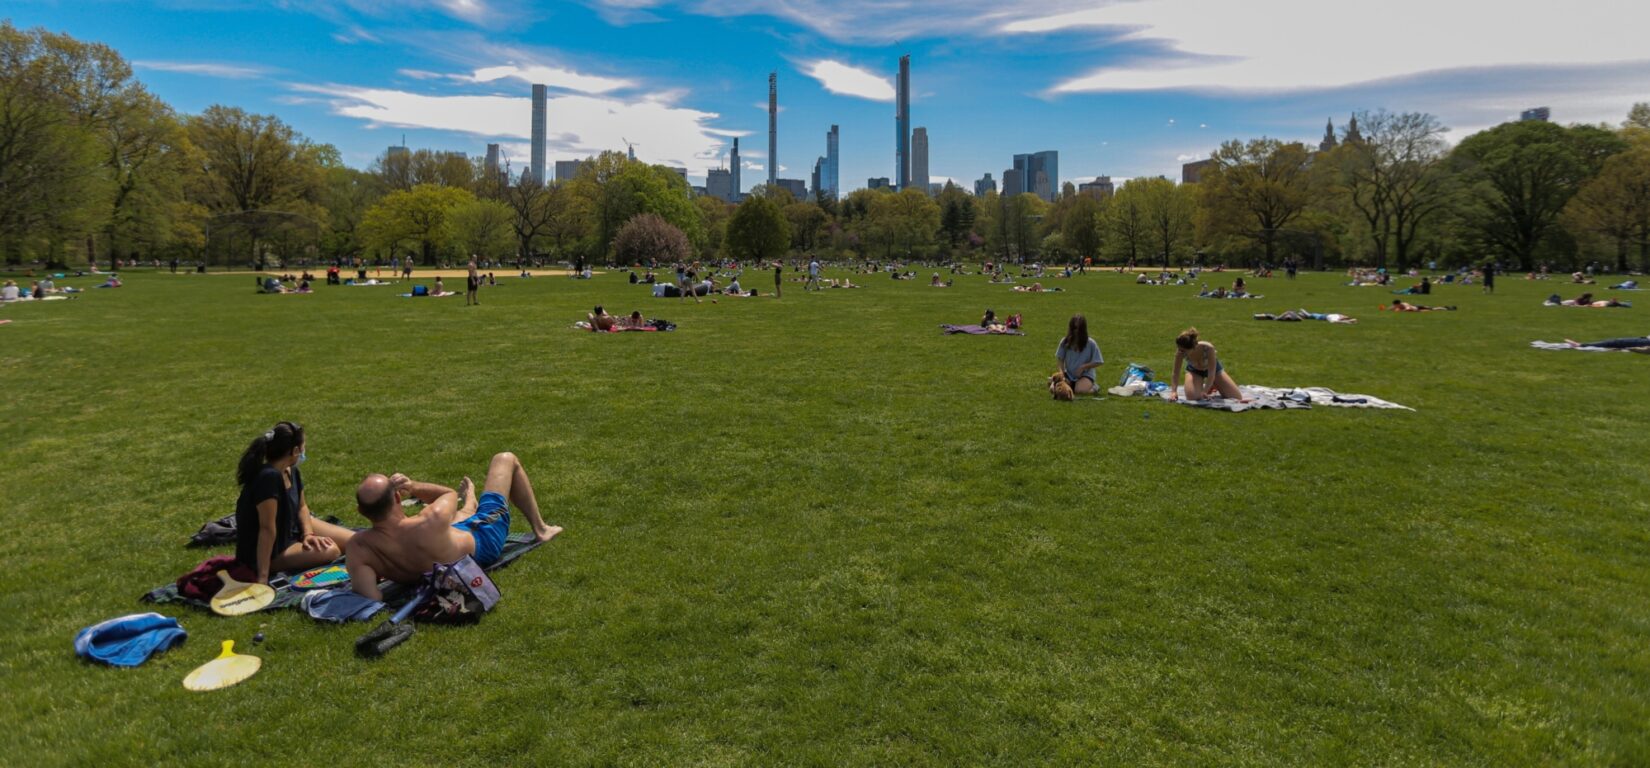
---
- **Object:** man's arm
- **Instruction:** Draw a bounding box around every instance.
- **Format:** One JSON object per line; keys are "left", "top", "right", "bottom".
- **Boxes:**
{"left": 391, "top": 473, "right": 456, "bottom": 505}
{"left": 346, "top": 550, "right": 382, "bottom": 601}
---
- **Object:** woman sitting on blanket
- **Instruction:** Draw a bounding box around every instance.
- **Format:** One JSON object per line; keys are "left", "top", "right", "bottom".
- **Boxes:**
{"left": 1054, "top": 314, "right": 1104, "bottom": 395}
{"left": 1170, "top": 327, "right": 1250, "bottom": 403}
{"left": 234, "top": 422, "right": 354, "bottom": 584}
{"left": 1232, "top": 277, "right": 1247, "bottom": 296}
{"left": 619, "top": 311, "right": 648, "bottom": 330}
{"left": 1388, "top": 299, "right": 1456, "bottom": 312}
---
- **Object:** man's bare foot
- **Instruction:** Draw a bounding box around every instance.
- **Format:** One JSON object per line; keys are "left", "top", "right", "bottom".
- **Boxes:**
{"left": 534, "top": 524, "right": 563, "bottom": 543}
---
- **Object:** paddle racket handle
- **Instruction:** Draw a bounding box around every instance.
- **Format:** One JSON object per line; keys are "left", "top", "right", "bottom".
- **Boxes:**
{"left": 389, "top": 586, "right": 433, "bottom": 625}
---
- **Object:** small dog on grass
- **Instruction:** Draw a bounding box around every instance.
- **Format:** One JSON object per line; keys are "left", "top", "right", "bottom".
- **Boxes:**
{"left": 1048, "top": 372, "right": 1075, "bottom": 401}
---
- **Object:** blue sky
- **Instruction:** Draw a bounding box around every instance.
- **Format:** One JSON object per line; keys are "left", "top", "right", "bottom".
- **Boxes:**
{"left": 11, "top": 0, "right": 1649, "bottom": 193}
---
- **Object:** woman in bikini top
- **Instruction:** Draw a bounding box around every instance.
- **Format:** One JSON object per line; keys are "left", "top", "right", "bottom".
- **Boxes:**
{"left": 1170, "top": 327, "right": 1249, "bottom": 403}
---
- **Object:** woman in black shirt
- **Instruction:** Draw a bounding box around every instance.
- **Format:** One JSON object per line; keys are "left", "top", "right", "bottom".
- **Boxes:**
{"left": 234, "top": 422, "right": 353, "bottom": 583}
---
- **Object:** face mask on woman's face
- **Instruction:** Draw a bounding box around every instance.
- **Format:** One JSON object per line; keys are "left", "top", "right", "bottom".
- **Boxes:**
{"left": 295, "top": 451, "right": 307, "bottom": 466}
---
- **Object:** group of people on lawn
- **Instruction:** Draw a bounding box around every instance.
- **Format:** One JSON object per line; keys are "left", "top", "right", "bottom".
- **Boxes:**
{"left": 233, "top": 423, "right": 561, "bottom": 600}
{"left": 1051, "top": 313, "right": 1247, "bottom": 402}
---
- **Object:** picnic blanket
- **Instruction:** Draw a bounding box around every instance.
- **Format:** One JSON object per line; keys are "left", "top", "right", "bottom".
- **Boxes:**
{"left": 940, "top": 324, "right": 1024, "bottom": 335}
{"left": 1530, "top": 340, "right": 1650, "bottom": 353}
{"left": 141, "top": 533, "right": 546, "bottom": 611}
{"left": 1107, "top": 384, "right": 1412, "bottom": 412}
{"left": 574, "top": 320, "right": 676, "bottom": 332}
{"left": 399, "top": 291, "right": 457, "bottom": 298}
{"left": 1197, "top": 293, "right": 1264, "bottom": 300}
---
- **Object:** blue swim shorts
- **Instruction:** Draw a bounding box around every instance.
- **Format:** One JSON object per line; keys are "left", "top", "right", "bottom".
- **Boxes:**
{"left": 452, "top": 491, "right": 510, "bottom": 566}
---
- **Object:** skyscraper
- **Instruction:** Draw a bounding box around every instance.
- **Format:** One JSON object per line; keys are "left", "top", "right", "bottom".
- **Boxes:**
{"left": 706, "top": 168, "right": 734, "bottom": 202}
{"left": 484, "top": 144, "right": 502, "bottom": 179}
{"left": 768, "top": 72, "right": 778, "bottom": 188}
{"left": 811, "top": 158, "right": 823, "bottom": 201}
{"left": 911, "top": 127, "right": 930, "bottom": 194}
{"left": 823, "top": 124, "right": 840, "bottom": 200}
{"left": 1001, "top": 168, "right": 1024, "bottom": 199}
{"left": 975, "top": 173, "right": 996, "bottom": 197}
{"left": 1521, "top": 106, "right": 1551, "bottom": 122}
{"left": 895, "top": 55, "right": 911, "bottom": 191}
{"left": 555, "top": 160, "right": 585, "bottom": 183}
{"left": 1013, "top": 151, "right": 1059, "bottom": 202}
{"left": 530, "top": 84, "right": 547, "bottom": 185}
{"left": 731, "top": 138, "right": 742, "bottom": 201}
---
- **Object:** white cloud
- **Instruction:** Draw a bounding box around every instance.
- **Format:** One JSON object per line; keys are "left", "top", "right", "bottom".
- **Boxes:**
{"left": 398, "top": 69, "right": 446, "bottom": 80}
{"left": 134, "top": 61, "right": 269, "bottom": 79}
{"left": 590, "top": 0, "right": 1092, "bottom": 43}
{"left": 467, "top": 64, "right": 633, "bottom": 94}
{"left": 1006, "top": 0, "right": 1650, "bottom": 94}
{"left": 801, "top": 59, "right": 895, "bottom": 102}
{"left": 293, "top": 83, "right": 730, "bottom": 170}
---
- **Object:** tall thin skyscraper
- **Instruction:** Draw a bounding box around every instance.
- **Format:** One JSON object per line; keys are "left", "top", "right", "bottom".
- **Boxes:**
{"left": 768, "top": 72, "right": 778, "bottom": 188}
{"left": 895, "top": 55, "right": 910, "bottom": 191}
{"left": 530, "top": 84, "right": 547, "bottom": 185}
{"left": 911, "top": 127, "right": 930, "bottom": 194}
{"left": 824, "top": 124, "right": 840, "bottom": 200}
{"left": 731, "top": 138, "right": 742, "bottom": 201}
{"left": 484, "top": 143, "right": 501, "bottom": 179}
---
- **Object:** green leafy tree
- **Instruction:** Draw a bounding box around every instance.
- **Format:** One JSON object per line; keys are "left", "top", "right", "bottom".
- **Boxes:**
{"left": 448, "top": 198, "right": 515, "bottom": 262}
{"left": 1200, "top": 138, "right": 1317, "bottom": 265}
{"left": 360, "top": 183, "right": 474, "bottom": 265}
{"left": 571, "top": 152, "right": 703, "bottom": 262}
{"left": 1451, "top": 121, "right": 1626, "bottom": 269}
{"left": 862, "top": 188, "right": 941, "bottom": 260}
{"left": 1060, "top": 193, "right": 1104, "bottom": 262}
{"left": 693, "top": 196, "right": 733, "bottom": 260}
{"left": 725, "top": 194, "right": 790, "bottom": 263}
{"left": 1105, "top": 181, "right": 1150, "bottom": 264}
{"left": 1140, "top": 178, "right": 1196, "bottom": 267}
{"left": 0, "top": 23, "right": 117, "bottom": 264}
{"left": 783, "top": 201, "right": 827, "bottom": 251}
{"left": 1564, "top": 145, "right": 1650, "bottom": 272}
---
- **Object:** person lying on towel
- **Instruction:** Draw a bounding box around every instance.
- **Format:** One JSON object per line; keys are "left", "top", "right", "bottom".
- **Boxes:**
{"left": 344, "top": 452, "right": 562, "bottom": 600}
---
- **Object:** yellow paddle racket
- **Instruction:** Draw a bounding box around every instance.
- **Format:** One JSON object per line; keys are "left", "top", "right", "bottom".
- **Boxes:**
{"left": 183, "top": 640, "right": 262, "bottom": 691}
{"left": 209, "top": 571, "right": 274, "bottom": 616}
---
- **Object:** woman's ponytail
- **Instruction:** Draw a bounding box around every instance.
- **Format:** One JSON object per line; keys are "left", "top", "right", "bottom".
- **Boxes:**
{"left": 235, "top": 422, "right": 304, "bottom": 485}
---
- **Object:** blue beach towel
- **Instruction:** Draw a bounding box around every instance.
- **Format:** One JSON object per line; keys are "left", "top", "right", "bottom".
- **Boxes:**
{"left": 300, "top": 589, "right": 386, "bottom": 623}
{"left": 74, "top": 612, "right": 187, "bottom": 667}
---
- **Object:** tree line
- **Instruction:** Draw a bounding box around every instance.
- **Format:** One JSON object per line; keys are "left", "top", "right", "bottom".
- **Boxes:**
{"left": 4, "top": 22, "right": 1648, "bottom": 272}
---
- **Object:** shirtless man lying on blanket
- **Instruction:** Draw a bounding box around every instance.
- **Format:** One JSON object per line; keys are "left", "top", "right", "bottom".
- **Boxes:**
{"left": 345, "top": 452, "right": 562, "bottom": 600}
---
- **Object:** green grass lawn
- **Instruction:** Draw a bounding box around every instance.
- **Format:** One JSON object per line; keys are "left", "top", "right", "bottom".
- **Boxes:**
{"left": 1, "top": 266, "right": 1647, "bottom": 766}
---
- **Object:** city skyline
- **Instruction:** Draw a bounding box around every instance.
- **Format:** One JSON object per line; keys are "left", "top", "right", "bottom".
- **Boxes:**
{"left": 13, "top": 0, "right": 1647, "bottom": 195}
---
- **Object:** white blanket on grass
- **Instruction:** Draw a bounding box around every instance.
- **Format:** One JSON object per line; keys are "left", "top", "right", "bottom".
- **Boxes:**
{"left": 1530, "top": 340, "right": 1649, "bottom": 353}
{"left": 1108, "top": 384, "right": 1412, "bottom": 411}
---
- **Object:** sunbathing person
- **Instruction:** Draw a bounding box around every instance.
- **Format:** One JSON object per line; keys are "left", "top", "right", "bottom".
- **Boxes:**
{"left": 1170, "top": 327, "right": 1249, "bottom": 402}
{"left": 588, "top": 305, "right": 617, "bottom": 331}
{"left": 1553, "top": 292, "right": 1631, "bottom": 308}
{"left": 1232, "top": 277, "right": 1247, "bottom": 296}
{"left": 981, "top": 309, "right": 1005, "bottom": 331}
{"left": 1564, "top": 336, "right": 1650, "bottom": 351}
{"left": 345, "top": 452, "right": 562, "bottom": 600}
{"left": 618, "top": 311, "right": 648, "bottom": 329}
{"left": 1255, "top": 309, "right": 1357, "bottom": 324}
{"left": 1388, "top": 299, "right": 1456, "bottom": 312}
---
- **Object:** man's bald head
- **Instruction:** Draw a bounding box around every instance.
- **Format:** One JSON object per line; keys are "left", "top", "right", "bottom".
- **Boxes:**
{"left": 357, "top": 473, "right": 394, "bottom": 520}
